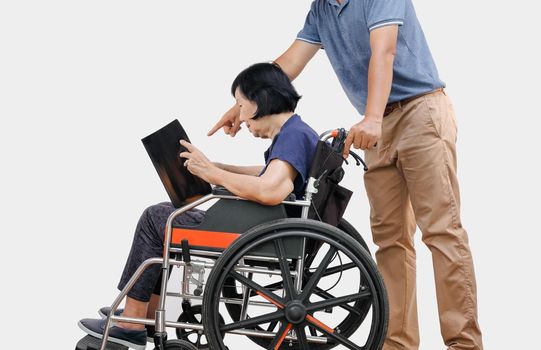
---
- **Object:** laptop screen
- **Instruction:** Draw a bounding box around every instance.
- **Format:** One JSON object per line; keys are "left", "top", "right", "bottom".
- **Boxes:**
{"left": 142, "top": 119, "right": 212, "bottom": 208}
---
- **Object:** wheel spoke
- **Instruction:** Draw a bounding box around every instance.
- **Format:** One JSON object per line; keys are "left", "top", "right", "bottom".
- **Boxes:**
{"left": 267, "top": 322, "right": 293, "bottom": 350}
{"left": 267, "top": 320, "right": 278, "bottom": 332}
{"left": 251, "top": 280, "right": 283, "bottom": 296}
{"left": 321, "top": 262, "right": 357, "bottom": 277}
{"left": 304, "top": 241, "right": 324, "bottom": 270}
{"left": 308, "top": 316, "right": 364, "bottom": 350}
{"left": 308, "top": 290, "right": 372, "bottom": 313}
{"left": 295, "top": 325, "right": 308, "bottom": 350}
{"left": 274, "top": 238, "right": 296, "bottom": 299}
{"left": 220, "top": 310, "right": 284, "bottom": 332}
{"left": 314, "top": 287, "right": 362, "bottom": 316}
{"left": 229, "top": 271, "right": 285, "bottom": 307}
{"left": 300, "top": 247, "right": 337, "bottom": 301}
{"left": 179, "top": 330, "right": 197, "bottom": 338}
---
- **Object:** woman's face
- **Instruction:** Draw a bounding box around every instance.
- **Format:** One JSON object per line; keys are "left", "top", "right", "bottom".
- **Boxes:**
{"left": 235, "top": 88, "right": 269, "bottom": 138}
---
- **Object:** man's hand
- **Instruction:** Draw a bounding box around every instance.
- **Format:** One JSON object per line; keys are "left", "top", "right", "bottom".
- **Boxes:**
{"left": 179, "top": 140, "right": 222, "bottom": 184}
{"left": 207, "top": 104, "right": 241, "bottom": 137}
{"left": 343, "top": 117, "right": 382, "bottom": 157}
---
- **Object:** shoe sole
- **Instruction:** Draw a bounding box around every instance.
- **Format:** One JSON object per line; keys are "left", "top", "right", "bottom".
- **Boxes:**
{"left": 77, "top": 320, "right": 146, "bottom": 350}
{"left": 98, "top": 310, "right": 154, "bottom": 344}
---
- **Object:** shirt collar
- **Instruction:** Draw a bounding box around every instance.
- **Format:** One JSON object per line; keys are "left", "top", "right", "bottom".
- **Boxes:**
{"left": 326, "top": 0, "right": 350, "bottom": 15}
{"left": 268, "top": 114, "right": 300, "bottom": 151}
{"left": 280, "top": 114, "right": 300, "bottom": 132}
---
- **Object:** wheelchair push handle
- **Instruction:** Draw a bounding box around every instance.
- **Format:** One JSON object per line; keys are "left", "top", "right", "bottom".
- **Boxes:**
{"left": 321, "top": 128, "right": 369, "bottom": 171}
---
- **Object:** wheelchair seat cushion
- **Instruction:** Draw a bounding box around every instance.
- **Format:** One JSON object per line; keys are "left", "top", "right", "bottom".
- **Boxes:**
{"left": 171, "top": 198, "right": 287, "bottom": 251}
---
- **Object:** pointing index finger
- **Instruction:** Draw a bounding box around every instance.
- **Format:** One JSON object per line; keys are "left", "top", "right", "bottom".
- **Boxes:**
{"left": 207, "top": 120, "right": 223, "bottom": 136}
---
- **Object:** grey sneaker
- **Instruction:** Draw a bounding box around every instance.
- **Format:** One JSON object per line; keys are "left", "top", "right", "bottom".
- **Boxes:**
{"left": 98, "top": 306, "right": 124, "bottom": 319}
{"left": 99, "top": 306, "right": 155, "bottom": 343}
{"left": 78, "top": 318, "right": 147, "bottom": 350}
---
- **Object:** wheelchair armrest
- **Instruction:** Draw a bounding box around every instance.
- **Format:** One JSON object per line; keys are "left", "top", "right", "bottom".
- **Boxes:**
{"left": 212, "top": 185, "right": 236, "bottom": 197}
{"left": 212, "top": 186, "right": 297, "bottom": 202}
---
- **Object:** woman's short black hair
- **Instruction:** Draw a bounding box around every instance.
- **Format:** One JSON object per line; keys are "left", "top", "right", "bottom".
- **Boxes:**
{"left": 231, "top": 62, "right": 301, "bottom": 119}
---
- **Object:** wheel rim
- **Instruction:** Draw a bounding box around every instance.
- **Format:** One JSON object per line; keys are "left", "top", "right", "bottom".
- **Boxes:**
{"left": 204, "top": 225, "right": 388, "bottom": 350}
{"left": 221, "top": 219, "right": 373, "bottom": 349}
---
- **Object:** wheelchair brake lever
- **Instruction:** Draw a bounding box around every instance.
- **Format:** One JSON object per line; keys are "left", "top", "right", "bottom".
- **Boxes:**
{"left": 331, "top": 128, "right": 348, "bottom": 153}
{"left": 349, "top": 150, "right": 369, "bottom": 171}
{"left": 314, "top": 169, "right": 329, "bottom": 188}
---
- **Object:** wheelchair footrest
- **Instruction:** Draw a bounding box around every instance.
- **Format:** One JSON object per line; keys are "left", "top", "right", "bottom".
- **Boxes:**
{"left": 75, "top": 335, "right": 128, "bottom": 350}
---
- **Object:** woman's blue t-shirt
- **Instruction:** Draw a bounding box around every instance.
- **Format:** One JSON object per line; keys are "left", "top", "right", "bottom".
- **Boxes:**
{"left": 260, "top": 114, "right": 319, "bottom": 199}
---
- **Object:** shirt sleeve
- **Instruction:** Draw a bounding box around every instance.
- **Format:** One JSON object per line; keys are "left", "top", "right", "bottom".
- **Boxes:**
{"left": 266, "top": 131, "right": 315, "bottom": 184}
{"left": 365, "top": 0, "right": 405, "bottom": 32}
{"left": 296, "top": 1, "right": 322, "bottom": 45}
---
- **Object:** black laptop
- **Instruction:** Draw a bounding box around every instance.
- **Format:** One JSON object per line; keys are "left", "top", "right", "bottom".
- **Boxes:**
{"left": 142, "top": 119, "right": 212, "bottom": 208}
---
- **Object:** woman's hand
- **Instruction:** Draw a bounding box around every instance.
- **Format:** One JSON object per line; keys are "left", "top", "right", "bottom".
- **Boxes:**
{"left": 179, "top": 140, "right": 222, "bottom": 184}
{"left": 207, "top": 103, "right": 242, "bottom": 137}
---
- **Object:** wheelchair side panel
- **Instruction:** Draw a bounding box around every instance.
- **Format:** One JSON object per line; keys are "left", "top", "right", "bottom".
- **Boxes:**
{"left": 171, "top": 199, "right": 303, "bottom": 258}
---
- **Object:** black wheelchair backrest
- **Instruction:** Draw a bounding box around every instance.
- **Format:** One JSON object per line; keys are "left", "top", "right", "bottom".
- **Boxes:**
{"left": 307, "top": 139, "right": 353, "bottom": 226}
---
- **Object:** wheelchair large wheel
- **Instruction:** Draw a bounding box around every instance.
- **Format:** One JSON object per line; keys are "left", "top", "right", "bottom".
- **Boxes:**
{"left": 203, "top": 218, "right": 388, "bottom": 350}
{"left": 337, "top": 218, "right": 370, "bottom": 253}
{"left": 221, "top": 217, "right": 374, "bottom": 349}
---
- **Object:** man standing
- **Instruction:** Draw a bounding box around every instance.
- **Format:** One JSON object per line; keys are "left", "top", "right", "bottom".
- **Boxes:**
{"left": 209, "top": 0, "right": 483, "bottom": 349}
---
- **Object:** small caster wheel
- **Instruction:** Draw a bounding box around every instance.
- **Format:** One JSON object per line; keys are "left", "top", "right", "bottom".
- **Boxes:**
{"left": 154, "top": 339, "right": 197, "bottom": 350}
{"left": 176, "top": 305, "right": 224, "bottom": 348}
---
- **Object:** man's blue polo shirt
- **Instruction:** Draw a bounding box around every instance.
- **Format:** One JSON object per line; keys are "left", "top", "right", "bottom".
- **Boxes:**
{"left": 297, "top": 0, "right": 445, "bottom": 115}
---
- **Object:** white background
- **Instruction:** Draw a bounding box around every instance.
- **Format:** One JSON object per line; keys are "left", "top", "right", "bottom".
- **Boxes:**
{"left": 1, "top": 0, "right": 540, "bottom": 349}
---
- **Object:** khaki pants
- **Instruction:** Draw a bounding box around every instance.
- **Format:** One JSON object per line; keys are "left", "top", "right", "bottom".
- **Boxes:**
{"left": 363, "top": 91, "right": 483, "bottom": 350}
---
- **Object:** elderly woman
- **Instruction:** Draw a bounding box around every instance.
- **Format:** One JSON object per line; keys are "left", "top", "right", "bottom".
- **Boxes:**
{"left": 78, "top": 62, "right": 319, "bottom": 349}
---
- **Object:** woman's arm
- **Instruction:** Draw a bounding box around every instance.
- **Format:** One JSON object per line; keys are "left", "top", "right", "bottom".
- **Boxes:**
{"left": 214, "top": 160, "right": 295, "bottom": 205}
{"left": 213, "top": 162, "right": 264, "bottom": 176}
{"left": 180, "top": 141, "right": 296, "bottom": 206}
{"left": 207, "top": 40, "right": 320, "bottom": 137}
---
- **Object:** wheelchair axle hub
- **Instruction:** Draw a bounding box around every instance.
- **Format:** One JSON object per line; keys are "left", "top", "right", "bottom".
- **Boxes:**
{"left": 284, "top": 301, "right": 307, "bottom": 325}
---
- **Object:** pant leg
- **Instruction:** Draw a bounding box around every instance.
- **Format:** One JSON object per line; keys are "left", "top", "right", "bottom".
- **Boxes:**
{"left": 364, "top": 114, "right": 420, "bottom": 350}
{"left": 396, "top": 92, "right": 483, "bottom": 350}
{"left": 117, "top": 202, "right": 205, "bottom": 302}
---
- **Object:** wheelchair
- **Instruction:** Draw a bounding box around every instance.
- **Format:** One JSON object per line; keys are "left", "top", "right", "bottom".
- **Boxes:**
{"left": 76, "top": 129, "right": 389, "bottom": 350}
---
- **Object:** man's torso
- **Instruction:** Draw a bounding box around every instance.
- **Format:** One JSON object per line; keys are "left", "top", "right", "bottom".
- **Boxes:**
{"left": 297, "top": 0, "right": 445, "bottom": 114}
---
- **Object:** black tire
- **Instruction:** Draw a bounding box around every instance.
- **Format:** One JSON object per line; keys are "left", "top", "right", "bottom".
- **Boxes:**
{"left": 203, "top": 218, "right": 388, "bottom": 350}
{"left": 337, "top": 218, "right": 370, "bottom": 253}
{"left": 153, "top": 339, "right": 198, "bottom": 350}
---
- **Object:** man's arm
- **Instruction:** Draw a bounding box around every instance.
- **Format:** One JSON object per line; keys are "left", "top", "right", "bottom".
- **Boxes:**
{"left": 213, "top": 162, "right": 263, "bottom": 176}
{"left": 207, "top": 40, "right": 320, "bottom": 137}
{"left": 365, "top": 25, "right": 398, "bottom": 125}
{"left": 343, "top": 25, "right": 399, "bottom": 155}
{"left": 274, "top": 40, "right": 321, "bottom": 81}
